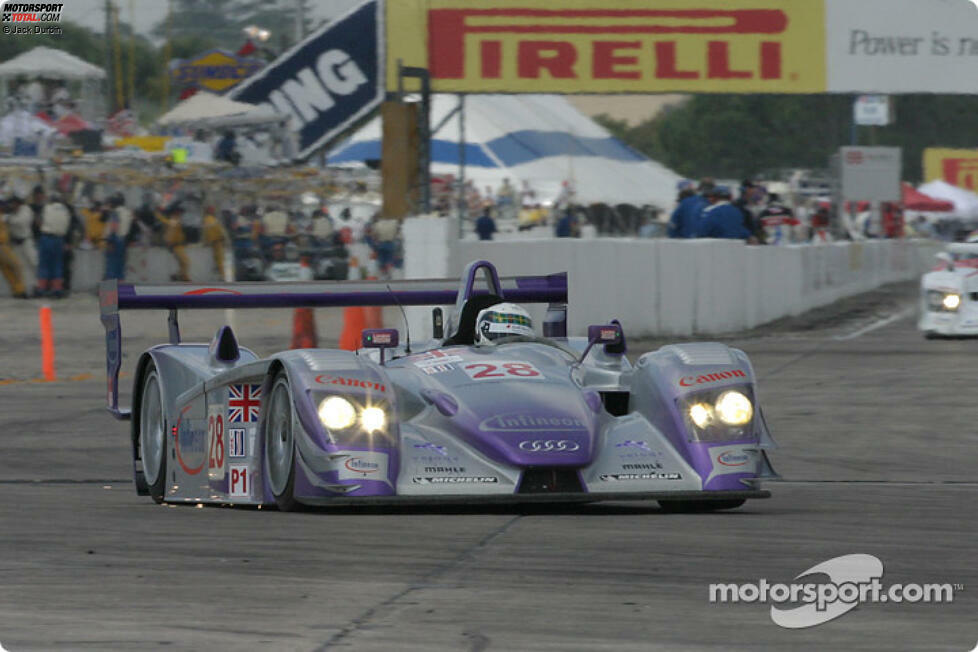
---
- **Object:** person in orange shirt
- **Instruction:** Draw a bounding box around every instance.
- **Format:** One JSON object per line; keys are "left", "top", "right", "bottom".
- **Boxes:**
{"left": 201, "top": 205, "right": 228, "bottom": 277}
{"left": 0, "top": 197, "right": 27, "bottom": 298}
{"left": 156, "top": 203, "right": 190, "bottom": 282}
{"left": 81, "top": 198, "right": 105, "bottom": 247}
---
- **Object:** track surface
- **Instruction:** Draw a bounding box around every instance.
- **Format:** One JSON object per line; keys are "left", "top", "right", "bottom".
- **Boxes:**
{"left": 0, "top": 284, "right": 975, "bottom": 651}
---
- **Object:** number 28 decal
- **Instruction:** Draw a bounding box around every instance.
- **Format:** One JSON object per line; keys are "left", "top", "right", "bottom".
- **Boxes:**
{"left": 207, "top": 408, "right": 225, "bottom": 480}
{"left": 462, "top": 361, "right": 543, "bottom": 381}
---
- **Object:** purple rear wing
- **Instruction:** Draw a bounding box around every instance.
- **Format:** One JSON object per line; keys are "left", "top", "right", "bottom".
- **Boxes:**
{"left": 98, "top": 266, "right": 568, "bottom": 420}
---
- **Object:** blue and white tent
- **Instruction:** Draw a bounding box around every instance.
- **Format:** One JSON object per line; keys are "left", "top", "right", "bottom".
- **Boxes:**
{"left": 327, "top": 94, "right": 681, "bottom": 208}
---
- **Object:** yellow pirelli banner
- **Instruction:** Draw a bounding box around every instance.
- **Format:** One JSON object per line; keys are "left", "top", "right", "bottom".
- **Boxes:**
{"left": 923, "top": 148, "right": 978, "bottom": 192}
{"left": 387, "top": 0, "right": 826, "bottom": 93}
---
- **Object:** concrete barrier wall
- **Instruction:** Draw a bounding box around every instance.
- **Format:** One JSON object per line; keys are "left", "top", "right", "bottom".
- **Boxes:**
{"left": 438, "top": 229, "right": 941, "bottom": 337}
{"left": 1, "top": 222, "right": 941, "bottom": 341}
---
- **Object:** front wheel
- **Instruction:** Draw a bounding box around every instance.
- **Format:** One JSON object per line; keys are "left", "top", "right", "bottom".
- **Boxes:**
{"left": 263, "top": 373, "right": 301, "bottom": 511}
{"left": 658, "top": 499, "right": 746, "bottom": 513}
{"left": 138, "top": 364, "right": 167, "bottom": 504}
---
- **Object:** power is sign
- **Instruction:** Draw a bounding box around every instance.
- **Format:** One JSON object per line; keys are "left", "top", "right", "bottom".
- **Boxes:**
{"left": 387, "top": 0, "right": 825, "bottom": 93}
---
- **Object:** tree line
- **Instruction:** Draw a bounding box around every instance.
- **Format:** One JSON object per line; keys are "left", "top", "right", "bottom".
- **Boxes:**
{"left": 595, "top": 94, "right": 978, "bottom": 182}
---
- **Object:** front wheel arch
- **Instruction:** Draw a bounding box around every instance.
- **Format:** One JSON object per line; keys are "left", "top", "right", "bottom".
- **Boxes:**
{"left": 260, "top": 365, "right": 302, "bottom": 511}
{"left": 130, "top": 352, "right": 161, "bottom": 496}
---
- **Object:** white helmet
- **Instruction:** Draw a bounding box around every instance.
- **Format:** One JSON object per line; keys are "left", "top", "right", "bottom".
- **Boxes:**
{"left": 474, "top": 302, "right": 533, "bottom": 345}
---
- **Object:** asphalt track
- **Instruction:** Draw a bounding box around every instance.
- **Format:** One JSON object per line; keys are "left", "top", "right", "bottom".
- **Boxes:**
{"left": 0, "top": 282, "right": 975, "bottom": 651}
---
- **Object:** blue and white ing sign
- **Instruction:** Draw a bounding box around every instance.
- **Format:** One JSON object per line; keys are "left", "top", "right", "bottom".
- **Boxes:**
{"left": 231, "top": 0, "right": 383, "bottom": 159}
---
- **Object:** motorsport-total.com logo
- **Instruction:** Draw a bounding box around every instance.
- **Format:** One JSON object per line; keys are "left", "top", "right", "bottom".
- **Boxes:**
{"left": 1, "top": 2, "right": 64, "bottom": 35}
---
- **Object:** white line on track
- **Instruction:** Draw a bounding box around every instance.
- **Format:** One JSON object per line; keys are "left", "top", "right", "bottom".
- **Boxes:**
{"left": 833, "top": 307, "right": 915, "bottom": 341}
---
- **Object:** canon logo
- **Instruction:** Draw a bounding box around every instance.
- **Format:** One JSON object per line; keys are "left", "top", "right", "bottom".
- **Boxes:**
{"left": 315, "top": 374, "right": 386, "bottom": 392}
{"left": 679, "top": 369, "right": 747, "bottom": 387}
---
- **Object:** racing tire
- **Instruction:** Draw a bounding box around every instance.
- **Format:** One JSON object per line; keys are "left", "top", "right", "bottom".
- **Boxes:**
{"left": 138, "top": 364, "right": 168, "bottom": 504}
{"left": 263, "top": 372, "right": 301, "bottom": 512}
{"left": 923, "top": 331, "right": 940, "bottom": 340}
{"left": 657, "top": 499, "right": 746, "bottom": 513}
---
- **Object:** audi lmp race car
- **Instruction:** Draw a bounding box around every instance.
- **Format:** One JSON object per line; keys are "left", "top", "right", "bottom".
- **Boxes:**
{"left": 919, "top": 242, "right": 978, "bottom": 338}
{"left": 98, "top": 260, "right": 777, "bottom": 511}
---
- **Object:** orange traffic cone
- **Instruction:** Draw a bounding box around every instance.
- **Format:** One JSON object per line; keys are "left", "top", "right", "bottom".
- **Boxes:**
{"left": 364, "top": 276, "right": 384, "bottom": 330}
{"left": 290, "top": 308, "right": 318, "bottom": 349}
{"left": 338, "top": 306, "right": 366, "bottom": 351}
{"left": 39, "top": 304, "right": 56, "bottom": 381}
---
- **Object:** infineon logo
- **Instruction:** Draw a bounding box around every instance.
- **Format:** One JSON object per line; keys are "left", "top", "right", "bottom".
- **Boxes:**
{"left": 679, "top": 369, "right": 747, "bottom": 387}
{"left": 479, "top": 413, "right": 587, "bottom": 432}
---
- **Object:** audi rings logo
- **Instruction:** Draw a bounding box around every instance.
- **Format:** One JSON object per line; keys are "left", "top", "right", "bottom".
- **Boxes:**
{"left": 518, "top": 440, "right": 580, "bottom": 452}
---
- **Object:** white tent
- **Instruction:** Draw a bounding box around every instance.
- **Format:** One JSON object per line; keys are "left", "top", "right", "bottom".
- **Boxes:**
{"left": 0, "top": 47, "right": 107, "bottom": 120}
{"left": 0, "top": 109, "right": 56, "bottom": 147}
{"left": 0, "top": 46, "right": 106, "bottom": 80}
{"left": 327, "top": 94, "right": 682, "bottom": 208}
{"left": 157, "top": 91, "right": 279, "bottom": 127}
{"left": 918, "top": 180, "right": 978, "bottom": 219}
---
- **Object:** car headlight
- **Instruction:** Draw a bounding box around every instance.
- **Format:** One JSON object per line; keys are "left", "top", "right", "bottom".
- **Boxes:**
{"left": 715, "top": 391, "right": 753, "bottom": 426}
{"left": 318, "top": 396, "right": 356, "bottom": 430}
{"left": 361, "top": 406, "right": 386, "bottom": 433}
{"left": 688, "top": 403, "right": 714, "bottom": 429}
{"left": 927, "top": 290, "right": 961, "bottom": 312}
{"left": 680, "top": 387, "right": 757, "bottom": 442}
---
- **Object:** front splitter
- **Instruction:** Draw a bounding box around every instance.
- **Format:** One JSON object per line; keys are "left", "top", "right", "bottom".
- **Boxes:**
{"left": 297, "top": 489, "right": 770, "bottom": 507}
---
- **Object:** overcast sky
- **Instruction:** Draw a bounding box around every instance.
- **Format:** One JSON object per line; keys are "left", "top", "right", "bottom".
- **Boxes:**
{"left": 62, "top": 0, "right": 364, "bottom": 42}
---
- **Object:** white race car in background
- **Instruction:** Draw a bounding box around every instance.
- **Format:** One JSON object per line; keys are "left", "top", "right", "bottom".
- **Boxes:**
{"left": 919, "top": 242, "right": 978, "bottom": 338}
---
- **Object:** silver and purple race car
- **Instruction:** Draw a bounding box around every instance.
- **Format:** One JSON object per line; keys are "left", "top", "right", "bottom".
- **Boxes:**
{"left": 99, "top": 260, "right": 777, "bottom": 511}
{"left": 919, "top": 242, "right": 978, "bottom": 338}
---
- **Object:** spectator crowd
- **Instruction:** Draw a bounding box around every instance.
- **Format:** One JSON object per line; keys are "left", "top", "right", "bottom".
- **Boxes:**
{"left": 666, "top": 178, "right": 911, "bottom": 245}
{"left": 0, "top": 181, "right": 405, "bottom": 298}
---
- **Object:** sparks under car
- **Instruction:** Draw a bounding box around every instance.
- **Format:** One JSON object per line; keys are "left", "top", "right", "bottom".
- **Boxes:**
{"left": 919, "top": 242, "right": 978, "bottom": 338}
{"left": 99, "top": 260, "right": 777, "bottom": 511}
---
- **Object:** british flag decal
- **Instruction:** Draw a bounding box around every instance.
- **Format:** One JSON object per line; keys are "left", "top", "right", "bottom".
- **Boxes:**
{"left": 228, "top": 384, "right": 262, "bottom": 423}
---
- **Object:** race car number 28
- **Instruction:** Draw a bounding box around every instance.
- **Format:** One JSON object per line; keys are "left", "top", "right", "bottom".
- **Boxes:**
{"left": 207, "top": 407, "right": 225, "bottom": 480}
{"left": 462, "top": 361, "right": 542, "bottom": 381}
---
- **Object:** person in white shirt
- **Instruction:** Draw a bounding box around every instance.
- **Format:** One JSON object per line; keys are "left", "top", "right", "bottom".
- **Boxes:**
{"left": 36, "top": 193, "right": 71, "bottom": 297}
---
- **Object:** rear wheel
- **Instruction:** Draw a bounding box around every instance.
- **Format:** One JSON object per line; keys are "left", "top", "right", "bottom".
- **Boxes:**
{"left": 138, "top": 365, "right": 167, "bottom": 504}
{"left": 263, "top": 373, "right": 300, "bottom": 511}
{"left": 658, "top": 499, "right": 746, "bottom": 513}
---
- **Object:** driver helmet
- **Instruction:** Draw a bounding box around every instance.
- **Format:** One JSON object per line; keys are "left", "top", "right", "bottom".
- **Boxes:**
{"left": 475, "top": 302, "right": 533, "bottom": 345}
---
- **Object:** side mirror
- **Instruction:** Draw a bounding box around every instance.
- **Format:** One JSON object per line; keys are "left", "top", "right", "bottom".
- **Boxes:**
{"left": 587, "top": 324, "right": 623, "bottom": 346}
{"left": 936, "top": 252, "right": 955, "bottom": 271}
{"left": 580, "top": 323, "right": 624, "bottom": 362}
{"left": 361, "top": 328, "right": 399, "bottom": 364}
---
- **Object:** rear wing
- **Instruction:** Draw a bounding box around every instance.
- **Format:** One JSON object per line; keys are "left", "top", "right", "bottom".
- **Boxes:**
{"left": 98, "top": 264, "right": 567, "bottom": 420}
